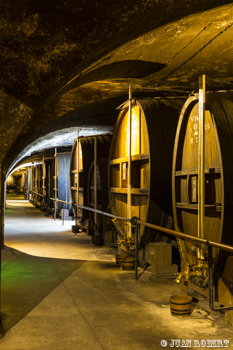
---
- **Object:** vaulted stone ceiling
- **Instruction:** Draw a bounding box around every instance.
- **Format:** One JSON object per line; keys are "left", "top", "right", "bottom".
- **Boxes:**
{"left": 1, "top": 0, "right": 233, "bottom": 174}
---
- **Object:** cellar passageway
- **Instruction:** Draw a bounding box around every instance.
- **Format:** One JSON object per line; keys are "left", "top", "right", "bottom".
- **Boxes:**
{"left": 4, "top": 193, "right": 116, "bottom": 261}
{"left": 2, "top": 193, "right": 116, "bottom": 334}
{"left": 1, "top": 194, "right": 233, "bottom": 349}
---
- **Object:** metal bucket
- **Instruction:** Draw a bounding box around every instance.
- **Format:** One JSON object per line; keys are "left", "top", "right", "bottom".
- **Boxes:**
{"left": 169, "top": 295, "right": 192, "bottom": 317}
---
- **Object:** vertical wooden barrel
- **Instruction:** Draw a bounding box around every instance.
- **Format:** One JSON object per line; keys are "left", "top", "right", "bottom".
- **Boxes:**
{"left": 30, "top": 166, "right": 36, "bottom": 204}
{"left": 109, "top": 97, "right": 184, "bottom": 248}
{"left": 52, "top": 152, "right": 72, "bottom": 213}
{"left": 172, "top": 91, "right": 233, "bottom": 290}
{"left": 70, "top": 136, "right": 94, "bottom": 223}
{"left": 23, "top": 168, "right": 29, "bottom": 198}
{"left": 34, "top": 164, "right": 43, "bottom": 206}
{"left": 70, "top": 134, "right": 112, "bottom": 228}
{"left": 87, "top": 134, "right": 112, "bottom": 232}
{"left": 21, "top": 171, "right": 26, "bottom": 193}
{"left": 6, "top": 172, "right": 23, "bottom": 194}
{"left": 42, "top": 158, "right": 53, "bottom": 208}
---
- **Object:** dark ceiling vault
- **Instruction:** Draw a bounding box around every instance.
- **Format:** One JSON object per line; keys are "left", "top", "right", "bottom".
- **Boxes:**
{"left": 1, "top": 0, "right": 233, "bottom": 174}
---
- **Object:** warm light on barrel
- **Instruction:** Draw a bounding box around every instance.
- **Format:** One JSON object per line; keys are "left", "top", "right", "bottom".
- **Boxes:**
{"left": 172, "top": 90, "right": 233, "bottom": 302}
{"left": 109, "top": 97, "right": 184, "bottom": 248}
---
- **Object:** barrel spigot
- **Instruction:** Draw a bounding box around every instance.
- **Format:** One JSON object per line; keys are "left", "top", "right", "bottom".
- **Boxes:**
{"left": 175, "top": 273, "right": 183, "bottom": 284}
{"left": 174, "top": 263, "right": 191, "bottom": 284}
{"left": 117, "top": 234, "right": 135, "bottom": 247}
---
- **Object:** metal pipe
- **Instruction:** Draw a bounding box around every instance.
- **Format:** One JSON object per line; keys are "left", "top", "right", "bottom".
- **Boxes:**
{"left": 127, "top": 85, "right": 132, "bottom": 238}
{"left": 50, "top": 198, "right": 71, "bottom": 205}
{"left": 54, "top": 198, "right": 57, "bottom": 221}
{"left": 48, "top": 164, "right": 51, "bottom": 201}
{"left": 198, "top": 75, "right": 206, "bottom": 260}
{"left": 135, "top": 222, "right": 139, "bottom": 280}
{"left": 3, "top": 179, "right": 6, "bottom": 221}
{"left": 62, "top": 202, "right": 64, "bottom": 226}
{"left": 30, "top": 191, "right": 44, "bottom": 198}
{"left": 54, "top": 148, "right": 57, "bottom": 215}
{"left": 49, "top": 197, "right": 233, "bottom": 254}
{"left": 76, "top": 131, "right": 79, "bottom": 219}
{"left": 136, "top": 219, "right": 233, "bottom": 253}
{"left": 48, "top": 195, "right": 233, "bottom": 311}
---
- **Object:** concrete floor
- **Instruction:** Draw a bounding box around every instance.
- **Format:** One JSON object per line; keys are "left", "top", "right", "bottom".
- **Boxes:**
{"left": 1, "top": 195, "right": 233, "bottom": 349}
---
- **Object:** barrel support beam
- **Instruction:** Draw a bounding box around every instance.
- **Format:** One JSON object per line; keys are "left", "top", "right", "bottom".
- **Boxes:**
{"left": 127, "top": 84, "right": 132, "bottom": 238}
{"left": 198, "top": 75, "right": 206, "bottom": 261}
{"left": 76, "top": 131, "right": 79, "bottom": 219}
{"left": 54, "top": 148, "right": 57, "bottom": 214}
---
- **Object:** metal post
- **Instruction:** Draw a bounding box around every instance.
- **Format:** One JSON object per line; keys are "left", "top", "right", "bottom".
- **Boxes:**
{"left": 102, "top": 214, "right": 106, "bottom": 242}
{"left": 135, "top": 222, "right": 139, "bottom": 280}
{"left": 198, "top": 75, "right": 206, "bottom": 260}
{"left": 208, "top": 244, "right": 233, "bottom": 311}
{"left": 32, "top": 165, "right": 35, "bottom": 204}
{"left": 54, "top": 199, "right": 57, "bottom": 221}
{"left": 127, "top": 85, "right": 132, "bottom": 238}
{"left": 48, "top": 164, "right": 51, "bottom": 205}
{"left": 76, "top": 134, "right": 80, "bottom": 222}
{"left": 94, "top": 137, "right": 98, "bottom": 229}
{"left": 54, "top": 148, "right": 57, "bottom": 198}
{"left": 62, "top": 202, "right": 64, "bottom": 226}
{"left": 54, "top": 148, "right": 57, "bottom": 220}
{"left": 75, "top": 205, "right": 78, "bottom": 235}
{"left": 208, "top": 245, "right": 214, "bottom": 310}
{"left": 3, "top": 179, "right": 6, "bottom": 222}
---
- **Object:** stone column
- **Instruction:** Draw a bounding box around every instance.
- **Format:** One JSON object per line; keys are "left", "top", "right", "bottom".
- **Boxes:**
{"left": 0, "top": 162, "right": 5, "bottom": 336}
{"left": 0, "top": 162, "right": 4, "bottom": 248}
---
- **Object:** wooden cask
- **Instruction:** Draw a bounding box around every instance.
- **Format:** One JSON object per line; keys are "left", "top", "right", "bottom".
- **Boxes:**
{"left": 52, "top": 152, "right": 72, "bottom": 213}
{"left": 87, "top": 134, "right": 112, "bottom": 232}
{"left": 70, "top": 134, "right": 112, "bottom": 229}
{"left": 109, "top": 97, "right": 184, "bottom": 248}
{"left": 172, "top": 91, "right": 233, "bottom": 290}
{"left": 31, "top": 164, "right": 43, "bottom": 206}
{"left": 70, "top": 136, "right": 94, "bottom": 224}
{"left": 42, "top": 158, "right": 53, "bottom": 208}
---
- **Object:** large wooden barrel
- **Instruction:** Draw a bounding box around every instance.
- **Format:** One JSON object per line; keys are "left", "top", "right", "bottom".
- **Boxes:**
{"left": 87, "top": 134, "right": 112, "bottom": 232}
{"left": 109, "top": 97, "right": 184, "bottom": 248}
{"left": 23, "top": 168, "right": 29, "bottom": 198}
{"left": 172, "top": 91, "right": 233, "bottom": 290}
{"left": 31, "top": 166, "right": 35, "bottom": 192}
{"left": 30, "top": 165, "right": 37, "bottom": 204}
{"left": 70, "top": 134, "right": 112, "bottom": 227}
{"left": 35, "top": 164, "right": 43, "bottom": 193}
{"left": 70, "top": 136, "right": 94, "bottom": 223}
{"left": 42, "top": 158, "right": 53, "bottom": 208}
{"left": 6, "top": 172, "right": 22, "bottom": 194}
{"left": 52, "top": 152, "right": 72, "bottom": 213}
{"left": 34, "top": 164, "right": 43, "bottom": 206}
{"left": 21, "top": 170, "right": 27, "bottom": 193}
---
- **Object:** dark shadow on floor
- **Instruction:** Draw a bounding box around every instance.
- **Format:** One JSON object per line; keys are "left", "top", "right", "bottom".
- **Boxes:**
{"left": 1, "top": 246, "right": 85, "bottom": 332}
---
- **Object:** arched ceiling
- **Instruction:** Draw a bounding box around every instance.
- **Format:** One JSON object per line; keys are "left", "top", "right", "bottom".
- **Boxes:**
{"left": 1, "top": 0, "right": 233, "bottom": 174}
